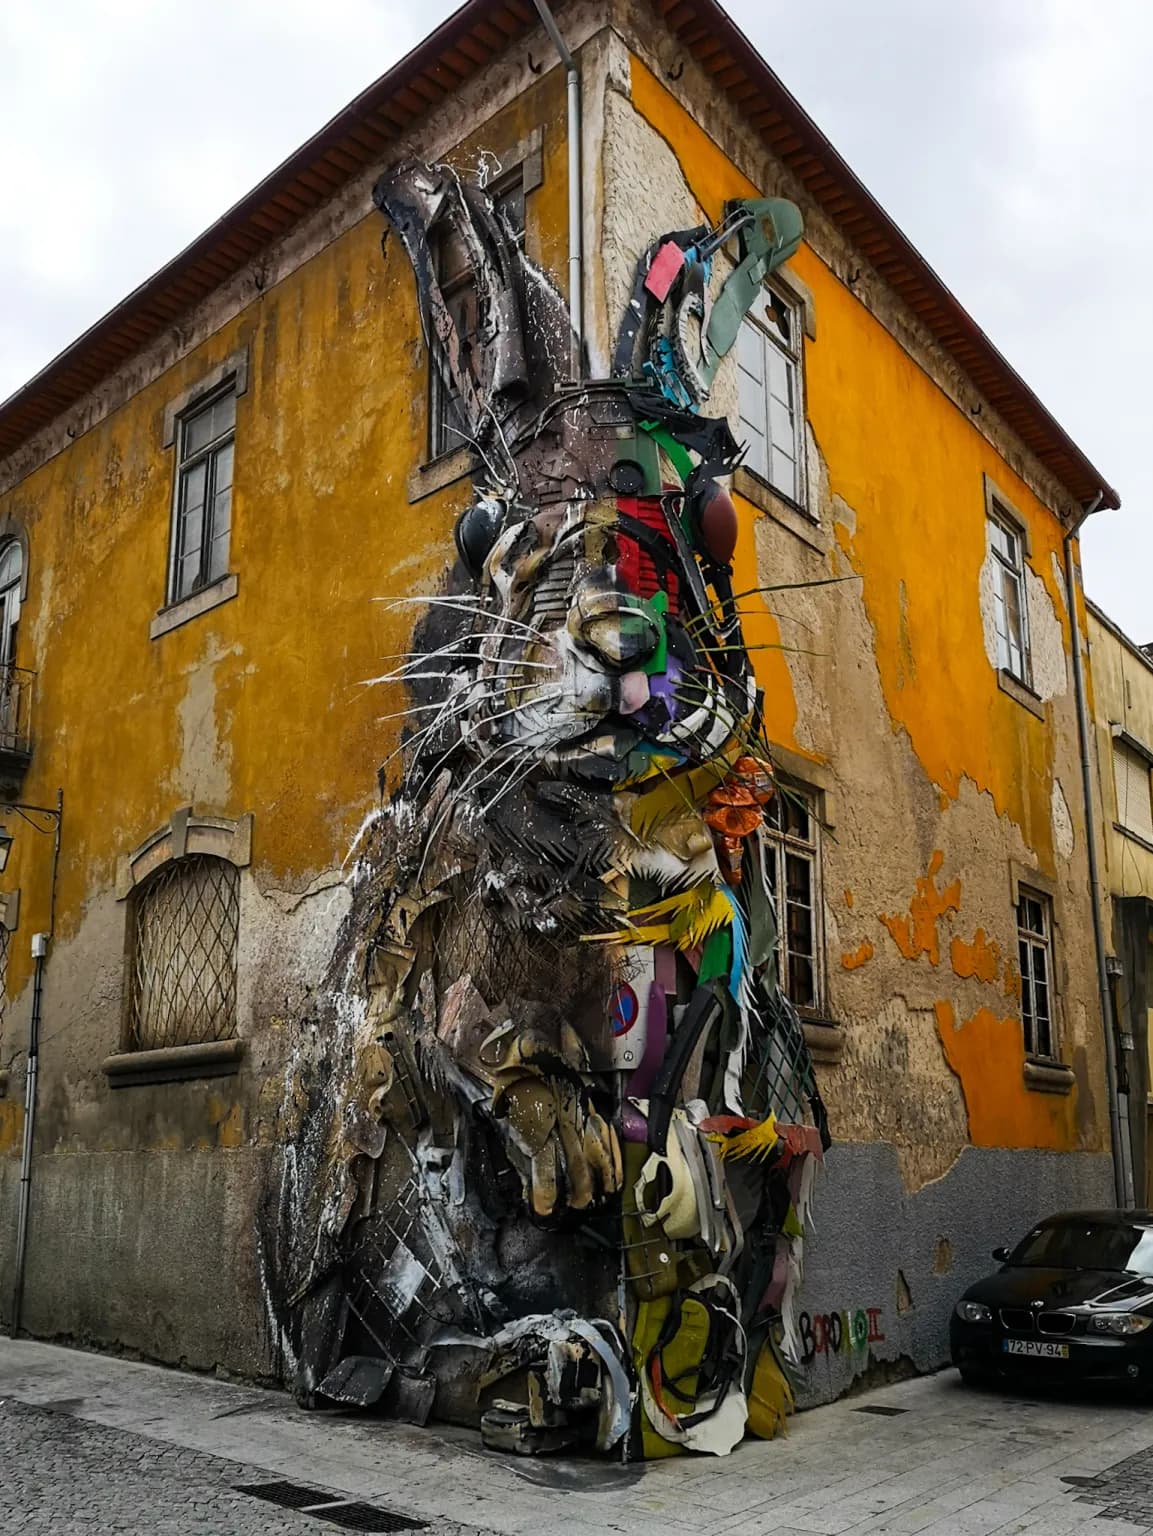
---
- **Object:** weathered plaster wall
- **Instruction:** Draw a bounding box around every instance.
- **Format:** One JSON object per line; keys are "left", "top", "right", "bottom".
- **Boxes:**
{"left": 0, "top": 57, "right": 580, "bottom": 1369}
{"left": 601, "top": 31, "right": 1111, "bottom": 1399}
{"left": 796, "top": 1144, "right": 1112, "bottom": 1406}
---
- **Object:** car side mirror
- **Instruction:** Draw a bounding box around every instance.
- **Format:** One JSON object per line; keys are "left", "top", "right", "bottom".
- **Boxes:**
{"left": 992, "top": 1246, "right": 1010, "bottom": 1263}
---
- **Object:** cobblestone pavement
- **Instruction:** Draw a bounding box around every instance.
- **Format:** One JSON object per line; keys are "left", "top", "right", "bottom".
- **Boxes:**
{"left": 0, "top": 1396, "right": 489, "bottom": 1536}
{"left": 6, "top": 1341, "right": 1153, "bottom": 1534}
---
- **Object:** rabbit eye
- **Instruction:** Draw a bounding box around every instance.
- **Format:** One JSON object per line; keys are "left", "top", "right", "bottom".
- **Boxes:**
{"left": 454, "top": 498, "right": 506, "bottom": 579}
{"left": 693, "top": 480, "right": 739, "bottom": 566}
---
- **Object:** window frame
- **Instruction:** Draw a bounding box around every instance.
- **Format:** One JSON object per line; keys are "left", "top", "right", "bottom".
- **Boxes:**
{"left": 124, "top": 851, "right": 241, "bottom": 1053}
{"left": 1111, "top": 729, "right": 1153, "bottom": 848}
{"left": 987, "top": 504, "right": 1031, "bottom": 686}
{"left": 1017, "top": 886, "right": 1056, "bottom": 1061}
{"left": 167, "top": 378, "right": 237, "bottom": 606}
{"left": 737, "top": 280, "right": 808, "bottom": 512}
{"left": 762, "top": 782, "right": 825, "bottom": 1015}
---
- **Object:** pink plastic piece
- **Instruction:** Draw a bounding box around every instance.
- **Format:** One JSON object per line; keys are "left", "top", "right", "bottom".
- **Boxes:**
{"left": 643, "top": 241, "right": 685, "bottom": 302}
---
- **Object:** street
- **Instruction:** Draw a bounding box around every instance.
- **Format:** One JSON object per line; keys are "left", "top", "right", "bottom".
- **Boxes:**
{"left": 4, "top": 1341, "right": 1153, "bottom": 1534}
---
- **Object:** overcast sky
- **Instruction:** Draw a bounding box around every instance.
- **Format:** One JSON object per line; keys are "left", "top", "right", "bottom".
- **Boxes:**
{"left": 1, "top": 0, "right": 1148, "bottom": 637}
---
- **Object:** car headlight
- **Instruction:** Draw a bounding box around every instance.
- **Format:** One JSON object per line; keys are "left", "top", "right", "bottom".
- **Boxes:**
{"left": 955, "top": 1300, "right": 992, "bottom": 1324}
{"left": 1090, "top": 1313, "right": 1153, "bottom": 1336}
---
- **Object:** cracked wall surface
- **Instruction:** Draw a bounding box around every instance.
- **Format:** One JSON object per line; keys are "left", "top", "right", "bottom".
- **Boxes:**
{"left": 0, "top": 3, "right": 1115, "bottom": 1418}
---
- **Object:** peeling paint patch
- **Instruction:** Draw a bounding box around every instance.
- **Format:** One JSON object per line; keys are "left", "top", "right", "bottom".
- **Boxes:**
{"left": 1051, "top": 777, "right": 1074, "bottom": 859}
{"left": 880, "top": 852, "right": 960, "bottom": 965}
{"left": 935, "top": 1000, "right": 1079, "bottom": 1149}
{"left": 950, "top": 928, "right": 1001, "bottom": 985}
{"left": 840, "top": 941, "right": 873, "bottom": 971}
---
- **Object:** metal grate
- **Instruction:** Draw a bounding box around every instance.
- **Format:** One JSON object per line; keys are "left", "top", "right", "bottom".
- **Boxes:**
{"left": 128, "top": 854, "right": 239, "bottom": 1049}
{"left": 313, "top": 1503, "right": 427, "bottom": 1532}
{"left": 234, "top": 1486, "right": 427, "bottom": 1532}
{"left": 235, "top": 1482, "right": 332, "bottom": 1509}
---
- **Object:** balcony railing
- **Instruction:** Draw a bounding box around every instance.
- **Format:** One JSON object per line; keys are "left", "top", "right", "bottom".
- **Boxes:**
{"left": 0, "top": 665, "right": 35, "bottom": 764}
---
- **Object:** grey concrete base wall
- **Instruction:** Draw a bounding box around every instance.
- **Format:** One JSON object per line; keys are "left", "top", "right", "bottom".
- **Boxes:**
{"left": 794, "top": 1142, "right": 1115, "bottom": 1406}
{"left": 0, "top": 1147, "right": 278, "bottom": 1381}
{"left": 0, "top": 1137, "right": 1115, "bottom": 1409}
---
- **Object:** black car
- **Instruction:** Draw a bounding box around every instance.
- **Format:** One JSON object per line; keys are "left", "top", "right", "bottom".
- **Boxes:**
{"left": 951, "top": 1210, "right": 1153, "bottom": 1390}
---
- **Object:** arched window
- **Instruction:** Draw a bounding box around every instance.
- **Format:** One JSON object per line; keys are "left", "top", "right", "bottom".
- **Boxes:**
{"left": 127, "top": 854, "right": 239, "bottom": 1050}
{"left": 0, "top": 541, "right": 23, "bottom": 672}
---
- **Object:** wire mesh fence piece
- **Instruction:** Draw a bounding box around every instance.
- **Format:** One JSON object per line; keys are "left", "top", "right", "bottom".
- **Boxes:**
{"left": 128, "top": 855, "right": 239, "bottom": 1049}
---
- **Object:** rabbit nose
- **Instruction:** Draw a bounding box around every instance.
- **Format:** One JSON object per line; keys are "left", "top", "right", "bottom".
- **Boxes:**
{"left": 570, "top": 589, "right": 661, "bottom": 669}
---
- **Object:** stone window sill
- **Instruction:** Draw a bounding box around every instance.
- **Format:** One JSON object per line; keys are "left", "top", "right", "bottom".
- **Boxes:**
{"left": 1023, "top": 1057, "right": 1074, "bottom": 1095}
{"left": 733, "top": 467, "right": 827, "bottom": 555}
{"left": 407, "top": 446, "right": 474, "bottom": 504}
{"left": 802, "top": 1017, "right": 844, "bottom": 1065}
{"left": 103, "top": 1037, "right": 245, "bottom": 1088}
{"left": 997, "top": 668, "right": 1045, "bottom": 721}
{"left": 150, "top": 574, "right": 238, "bottom": 640}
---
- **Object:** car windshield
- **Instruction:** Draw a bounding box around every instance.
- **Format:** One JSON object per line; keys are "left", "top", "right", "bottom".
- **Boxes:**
{"left": 1009, "top": 1220, "right": 1153, "bottom": 1274}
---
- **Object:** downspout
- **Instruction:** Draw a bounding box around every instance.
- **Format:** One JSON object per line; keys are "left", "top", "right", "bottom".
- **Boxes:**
{"left": 9, "top": 788, "right": 63, "bottom": 1338}
{"left": 1064, "top": 496, "right": 1133, "bottom": 1207}
{"left": 531, "top": 0, "right": 582, "bottom": 380}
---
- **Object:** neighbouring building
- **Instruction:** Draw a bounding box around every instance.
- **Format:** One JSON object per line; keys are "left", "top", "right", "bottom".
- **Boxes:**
{"left": 1088, "top": 600, "right": 1153, "bottom": 1205}
{"left": 0, "top": 0, "right": 1123, "bottom": 1418}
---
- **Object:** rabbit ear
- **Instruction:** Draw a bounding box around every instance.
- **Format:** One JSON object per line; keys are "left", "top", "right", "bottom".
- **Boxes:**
{"left": 374, "top": 161, "right": 570, "bottom": 460}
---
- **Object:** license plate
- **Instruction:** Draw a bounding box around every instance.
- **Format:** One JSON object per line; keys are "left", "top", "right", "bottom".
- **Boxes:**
{"left": 1003, "top": 1339, "right": 1069, "bottom": 1359}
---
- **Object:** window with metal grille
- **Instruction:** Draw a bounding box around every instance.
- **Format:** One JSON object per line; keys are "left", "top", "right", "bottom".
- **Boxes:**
{"left": 1017, "top": 889, "right": 1054, "bottom": 1059}
{"left": 127, "top": 855, "right": 239, "bottom": 1050}
{"left": 763, "top": 787, "right": 822, "bottom": 1011}
{"left": 1112, "top": 737, "right": 1153, "bottom": 845}
{"left": 170, "top": 384, "right": 236, "bottom": 603}
{"left": 988, "top": 508, "right": 1031, "bottom": 684}
{"left": 737, "top": 284, "right": 805, "bottom": 505}
{"left": 429, "top": 175, "right": 526, "bottom": 459}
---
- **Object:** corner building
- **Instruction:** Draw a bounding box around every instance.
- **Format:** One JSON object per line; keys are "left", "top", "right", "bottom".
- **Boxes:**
{"left": 0, "top": 0, "right": 1119, "bottom": 1409}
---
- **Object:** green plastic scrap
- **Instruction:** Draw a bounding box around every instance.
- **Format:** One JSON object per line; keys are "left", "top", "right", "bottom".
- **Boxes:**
{"left": 701, "top": 198, "right": 804, "bottom": 387}
{"left": 642, "top": 590, "right": 669, "bottom": 676}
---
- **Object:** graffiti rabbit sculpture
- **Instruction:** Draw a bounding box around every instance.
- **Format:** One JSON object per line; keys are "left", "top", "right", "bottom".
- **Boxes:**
{"left": 271, "top": 161, "right": 830, "bottom": 1459}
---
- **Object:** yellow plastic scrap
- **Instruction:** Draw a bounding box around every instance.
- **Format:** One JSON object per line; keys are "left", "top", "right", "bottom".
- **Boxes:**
{"left": 629, "top": 750, "right": 741, "bottom": 839}
{"left": 710, "top": 1113, "right": 779, "bottom": 1164}
{"left": 746, "top": 1338, "right": 794, "bottom": 1440}
{"left": 589, "top": 881, "right": 734, "bottom": 952}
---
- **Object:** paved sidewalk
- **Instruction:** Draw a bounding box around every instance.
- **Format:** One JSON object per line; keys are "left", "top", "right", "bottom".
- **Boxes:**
{"left": 4, "top": 1339, "right": 1153, "bottom": 1534}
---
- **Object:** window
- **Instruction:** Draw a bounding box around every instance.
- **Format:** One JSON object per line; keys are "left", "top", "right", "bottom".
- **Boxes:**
{"left": 0, "top": 541, "right": 21, "bottom": 672}
{"left": 170, "top": 384, "right": 236, "bottom": 604}
{"left": 1017, "top": 889, "right": 1054, "bottom": 1059}
{"left": 429, "top": 175, "right": 526, "bottom": 459}
{"left": 1113, "top": 738, "right": 1153, "bottom": 845}
{"left": 127, "top": 854, "right": 239, "bottom": 1050}
{"left": 763, "top": 787, "right": 822, "bottom": 1010}
{"left": 0, "top": 541, "right": 24, "bottom": 748}
{"left": 988, "top": 508, "right": 1030, "bottom": 684}
{"left": 737, "top": 284, "right": 804, "bottom": 504}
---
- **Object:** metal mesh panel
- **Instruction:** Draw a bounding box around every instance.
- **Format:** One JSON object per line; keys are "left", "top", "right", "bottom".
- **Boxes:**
{"left": 128, "top": 855, "right": 239, "bottom": 1049}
